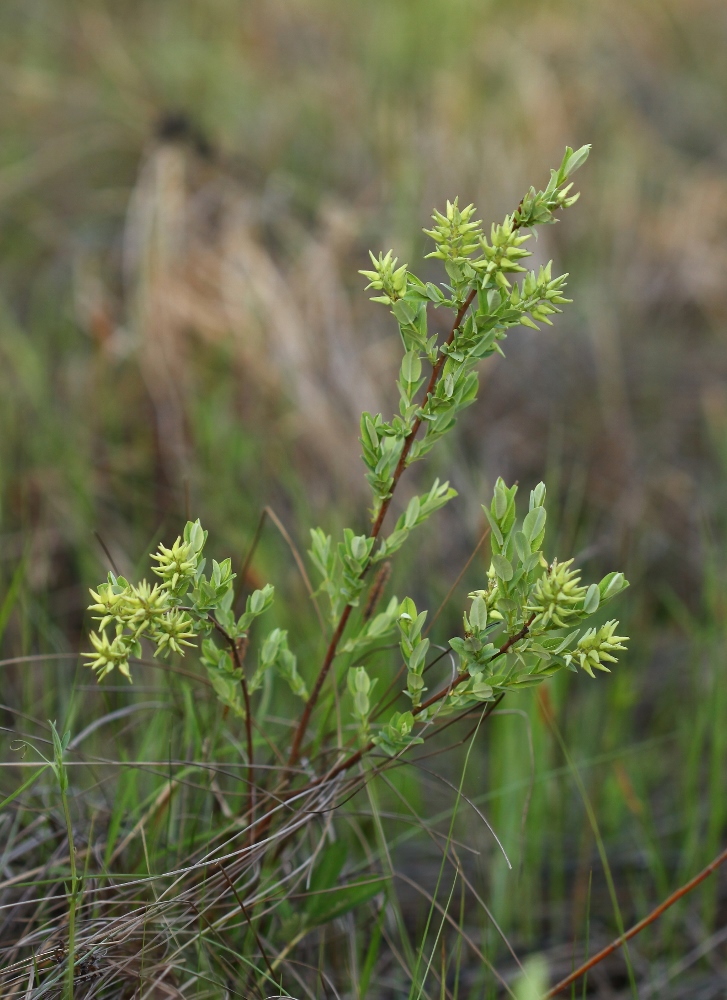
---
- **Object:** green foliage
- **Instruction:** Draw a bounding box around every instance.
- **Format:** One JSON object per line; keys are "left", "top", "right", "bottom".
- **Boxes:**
{"left": 76, "top": 148, "right": 633, "bottom": 996}
{"left": 85, "top": 144, "right": 629, "bottom": 766}
{"left": 348, "top": 665, "right": 376, "bottom": 738}
{"left": 200, "top": 637, "right": 245, "bottom": 717}
{"left": 357, "top": 149, "right": 588, "bottom": 517}
{"left": 85, "top": 519, "right": 276, "bottom": 696}
{"left": 1, "top": 5, "right": 723, "bottom": 994}
{"left": 442, "top": 477, "right": 629, "bottom": 714}
{"left": 309, "top": 526, "right": 378, "bottom": 621}
{"left": 252, "top": 627, "right": 308, "bottom": 700}
{"left": 373, "top": 479, "right": 457, "bottom": 562}
{"left": 397, "top": 597, "right": 430, "bottom": 710}
{"left": 280, "top": 841, "right": 385, "bottom": 935}
{"left": 341, "top": 596, "right": 400, "bottom": 655}
{"left": 372, "top": 710, "right": 424, "bottom": 757}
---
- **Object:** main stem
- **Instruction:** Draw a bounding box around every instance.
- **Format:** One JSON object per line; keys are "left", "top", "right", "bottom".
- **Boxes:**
{"left": 287, "top": 287, "right": 478, "bottom": 767}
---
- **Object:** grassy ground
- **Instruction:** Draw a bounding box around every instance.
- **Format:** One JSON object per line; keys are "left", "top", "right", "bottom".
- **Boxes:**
{"left": 1, "top": 1, "right": 727, "bottom": 996}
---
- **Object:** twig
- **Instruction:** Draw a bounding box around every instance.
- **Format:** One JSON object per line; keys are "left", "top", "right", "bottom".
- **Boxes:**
{"left": 545, "top": 845, "right": 727, "bottom": 997}
{"left": 92, "top": 530, "right": 120, "bottom": 578}
{"left": 263, "top": 506, "right": 327, "bottom": 637}
{"left": 234, "top": 506, "right": 327, "bottom": 637}
{"left": 301, "top": 618, "right": 533, "bottom": 790}
{"left": 235, "top": 507, "right": 267, "bottom": 605}
{"left": 416, "top": 614, "right": 535, "bottom": 716}
{"left": 288, "top": 610, "right": 351, "bottom": 766}
{"left": 216, "top": 862, "right": 278, "bottom": 986}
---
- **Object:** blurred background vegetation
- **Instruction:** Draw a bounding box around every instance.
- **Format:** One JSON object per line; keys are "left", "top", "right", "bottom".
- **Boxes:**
{"left": 2, "top": 0, "right": 727, "bottom": 994}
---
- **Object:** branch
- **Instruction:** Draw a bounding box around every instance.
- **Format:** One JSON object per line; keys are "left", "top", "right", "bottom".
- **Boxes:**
{"left": 304, "top": 615, "right": 535, "bottom": 788}
{"left": 287, "top": 197, "right": 537, "bottom": 767}
{"left": 416, "top": 614, "right": 535, "bottom": 717}
{"left": 369, "top": 286, "right": 478, "bottom": 540}
{"left": 546, "top": 844, "right": 727, "bottom": 997}
{"left": 287, "top": 289, "right": 478, "bottom": 767}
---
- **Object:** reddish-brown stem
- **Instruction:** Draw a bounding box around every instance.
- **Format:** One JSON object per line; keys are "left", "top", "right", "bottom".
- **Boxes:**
{"left": 302, "top": 615, "right": 535, "bottom": 789}
{"left": 288, "top": 605, "right": 352, "bottom": 766}
{"left": 234, "top": 507, "right": 268, "bottom": 608}
{"left": 546, "top": 845, "right": 727, "bottom": 997}
{"left": 415, "top": 613, "right": 534, "bottom": 715}
{"left": 288, "top": 287, "right": 479, "bottom": 767}
{"left": 369, "top": 285, "right": 478, "bottom": 541}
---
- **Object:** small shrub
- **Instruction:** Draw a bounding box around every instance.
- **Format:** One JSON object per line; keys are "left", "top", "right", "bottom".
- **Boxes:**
{"left": 21, "top": 146, "right": 632, "bottom": 999}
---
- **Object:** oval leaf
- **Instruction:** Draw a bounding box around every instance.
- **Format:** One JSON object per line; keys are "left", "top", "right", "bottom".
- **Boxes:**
{"left": 400, "top": 350, "right": 422, "bottom": 383}
{"left": 514, "top": 531, "right": 530, "bottom": 563}
{"left": 469, "top": 596, "right": 488, "bottom": 631}
{"left": 492, "top": 554, "right": 513, "bottom": 582}
{"left": 494, "top": 484, "right": 508, "bottom": 520}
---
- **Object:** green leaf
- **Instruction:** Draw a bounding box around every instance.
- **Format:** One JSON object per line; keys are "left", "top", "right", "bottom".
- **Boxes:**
{"left": 307, "top": 877, "right": 385, "bottom": 926}
{"left": 249, "top": 585, "right": 271, "bottom": 614}
{"left": 482, "top": 505, "right": 503, "bottom": 547}
{"left": 404, "top": 495, "right": 421, "bottom": 528}
{"left": 400, "top": 350, "right": 422, "bottom": 384}
{"left": 260, "top": 627, "right": 285, "bottom": 669}
{"left": 562, "top": 144, "right": 591, "bottom": 179}
{"left": 599, "top": 572, "right": 628, "bottom": 602}
{"left": 523, "top": 506, "right": 546, "bottom": 544}
{"left": 530, "top": 482, "right": 546, "bottom": 509}
{"left": 470, "top": 678, "right": 494, "bottom": 701}
{"left": 523, "top": 552, "right": 541, "bottom": 574}
{"left": 375, "top": 527, "right": 409, "bottom": 560}
{"left": 308, "top": 841, "right": 347, "bottom": 901}
{"left": 449, "top": 636, "right": 467, "bottom": 658}
{"left": 469, "top": 595, "right": 488, "bottom": 631}
{"left": 492, "top": 554, "right": 513, "bottom": 582}
{"left": 399, "top": 597, "right": 417, "bottom": 621}
{"left": 237, "top": 583, "right": 275, "bottom": 632}
{"left": 407, "top": 638, "right": 429, "bottom": 673}
{"left": 514, "top": 530, "right": 530, "bottom": 562}
{"left": 494, "top": 483, "right": 508, "bottom": 520}
{"left": 583, "top": 583, "right": 600, "bottom": 615}
{"left": 206, "top": 669, "right": 244, "bottom": 716}
{"left": 303, "top": 840, "right": 386, "bottom": 925}
{"left": 0, "top": 764, "right": 51, "bottom": 812}
{"left": 392, "top": 298, "right": 416, "bottom": 326}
